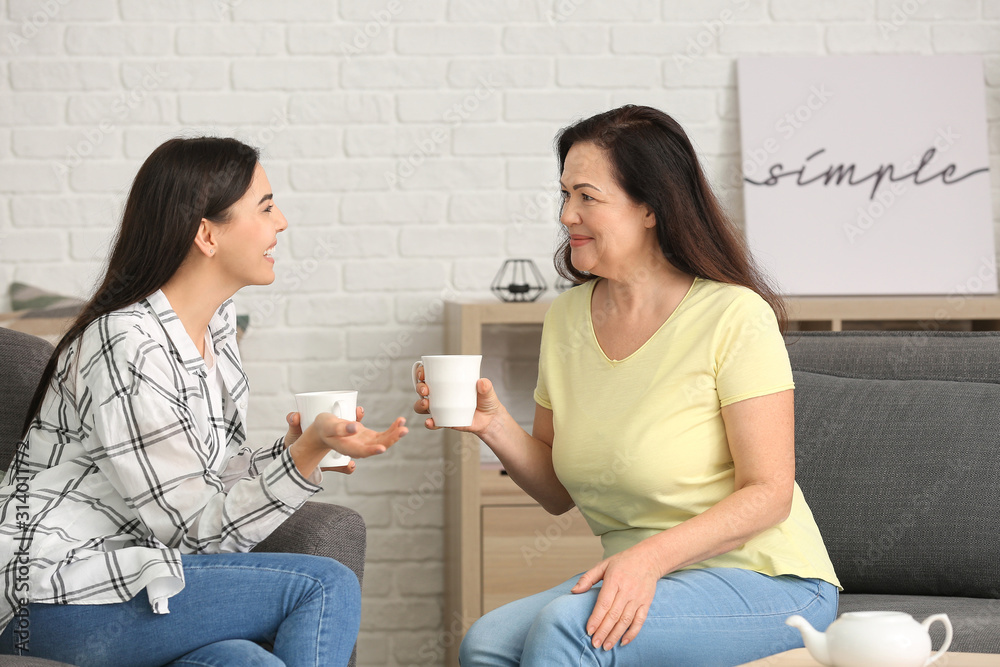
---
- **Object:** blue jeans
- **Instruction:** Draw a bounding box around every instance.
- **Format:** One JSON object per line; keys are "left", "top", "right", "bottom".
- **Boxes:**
{"left": 460, "top": 567, "right": 838, "bottom": 666}
{"left": 0, "top": 552, "right": 361, "bottom": 667}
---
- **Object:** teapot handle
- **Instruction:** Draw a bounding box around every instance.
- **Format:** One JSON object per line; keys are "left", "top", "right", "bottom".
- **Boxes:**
{"left": 921, "top": 614, "right": 953, "bottom": 666}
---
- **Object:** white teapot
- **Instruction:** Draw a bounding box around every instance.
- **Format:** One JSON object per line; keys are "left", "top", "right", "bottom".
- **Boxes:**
{"left": 785, "top": 611, "right": 952, "bottom": 667}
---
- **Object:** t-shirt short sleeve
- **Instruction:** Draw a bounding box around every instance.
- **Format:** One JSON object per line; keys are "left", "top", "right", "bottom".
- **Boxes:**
{"left": 714, "top": 291, "right": 794, "bottom": 407}
{"left": 533, "top": 306, "right": 554, "bottom": 410}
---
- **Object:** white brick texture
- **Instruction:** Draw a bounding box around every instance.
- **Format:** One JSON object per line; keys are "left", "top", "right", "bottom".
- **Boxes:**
{"left": 64, "top": 25, "right": 173, "bottom": 55}
{"left": 771, "top": 0, "right": 875, "bottom": 21}
{"left": 0, "top": 3, "right": 996, "bottom": 665}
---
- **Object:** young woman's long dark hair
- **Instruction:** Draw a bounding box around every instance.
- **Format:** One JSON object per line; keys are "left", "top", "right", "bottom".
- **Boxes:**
{"left": 21, "top": 137, "right": 260, "bottom": 438}
{"left": 554, "top": 104, "right": 786, "bottom": 330}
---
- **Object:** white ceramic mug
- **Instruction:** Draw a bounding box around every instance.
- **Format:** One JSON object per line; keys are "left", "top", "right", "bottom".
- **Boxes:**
{"left": 412, "top": 355, "right": 482, "bottom": 427}
{"left": 294, "top": 390, "right": 356, "bottom": 467}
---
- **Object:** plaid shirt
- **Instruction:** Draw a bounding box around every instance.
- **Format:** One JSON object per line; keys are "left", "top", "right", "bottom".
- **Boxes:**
{"left": 0, "top": 290, "right": 321, "bottom": 632}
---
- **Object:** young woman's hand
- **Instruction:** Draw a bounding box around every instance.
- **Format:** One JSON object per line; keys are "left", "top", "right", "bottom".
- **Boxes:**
{"left": 309, "top": 411, "right": 408, "bottom": 460}
{"left": 412, "top": 371, "right": 507, "bottom": 438}
{"left": 571, "top": 542, "right": 663, "bottom": 651}
{"left": 284, "top": 407, "right": 369, "bottom": 474}
{"left": 288, "top": 409, "right": 368, "bottom": 447}
{"left": 320, "top": 405, "right": 366, "bottom": 473}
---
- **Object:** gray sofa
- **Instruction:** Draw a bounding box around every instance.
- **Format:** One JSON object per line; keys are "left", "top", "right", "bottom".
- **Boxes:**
{"left": 0, "top": 327, "right": 366, "bottom": 667}
{"left": 787, "top": 331, "right": 1000, "bottom": 654}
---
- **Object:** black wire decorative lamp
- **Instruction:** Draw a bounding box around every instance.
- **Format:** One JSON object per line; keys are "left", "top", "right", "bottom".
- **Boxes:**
{"left": 491, "top": 259, "right": 547, "bottom": 302}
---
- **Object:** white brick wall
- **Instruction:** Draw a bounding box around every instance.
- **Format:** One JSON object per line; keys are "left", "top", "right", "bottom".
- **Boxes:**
{"left": 0, "top": 2, "right": 998, "bottom": 665}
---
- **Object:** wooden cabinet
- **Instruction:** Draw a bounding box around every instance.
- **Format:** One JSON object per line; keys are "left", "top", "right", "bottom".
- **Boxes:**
{"left": 442, "top": 296, "right": 1000, "bottom": 666}
{"left": 481, "top": 495, "right": 603, "bottom": 613}
{"left": 441, "top": 301, "right": 557, "bottom": 667}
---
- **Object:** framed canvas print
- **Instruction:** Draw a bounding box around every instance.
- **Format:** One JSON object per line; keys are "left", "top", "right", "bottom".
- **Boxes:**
{"left": 737, "top": 55, "right": 995, "bottom": 296}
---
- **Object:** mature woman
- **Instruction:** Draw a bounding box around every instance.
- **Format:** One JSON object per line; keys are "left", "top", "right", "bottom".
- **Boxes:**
{"left": 415, "top": 105, "right": 840, "bottom": 666}
{"left": 0, "top": 137, "right": 408, "bottom": 667}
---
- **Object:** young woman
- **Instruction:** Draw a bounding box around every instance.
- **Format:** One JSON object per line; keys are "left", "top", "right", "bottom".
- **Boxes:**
{"left": 0, "top": 137, "right": 407, "bottom": 667}
{"left": 415, "top": 105, "right": 840, "bottom": 666}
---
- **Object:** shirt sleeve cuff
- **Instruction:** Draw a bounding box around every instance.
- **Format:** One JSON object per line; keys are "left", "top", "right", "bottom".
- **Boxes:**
{"left": 260, "top": 447, "right": 322, "bottom": 509}
{"left": 250, "top": 437, "right": 286, "bottom": 477}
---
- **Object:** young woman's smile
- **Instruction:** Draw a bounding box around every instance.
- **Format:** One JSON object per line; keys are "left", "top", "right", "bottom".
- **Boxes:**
{"left": 212, "top": 164, "right": 288, "bottom": 290}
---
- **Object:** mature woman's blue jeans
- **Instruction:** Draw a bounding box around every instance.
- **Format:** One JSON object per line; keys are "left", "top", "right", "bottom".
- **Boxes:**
{"left": 0, "top": 552, "right": 361, "bottom": 667}
{"left": 460, "top": 567, "right": 838, "bottom": 666}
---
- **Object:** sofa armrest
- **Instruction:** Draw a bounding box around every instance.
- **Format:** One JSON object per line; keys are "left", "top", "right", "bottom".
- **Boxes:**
{"left": 252, "top": 501, "right": 366, "bottom": 591}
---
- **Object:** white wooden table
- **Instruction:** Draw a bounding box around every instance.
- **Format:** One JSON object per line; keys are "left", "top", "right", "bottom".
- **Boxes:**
{"left": 738, "top": 648, "right": 1000, "bottom": 666}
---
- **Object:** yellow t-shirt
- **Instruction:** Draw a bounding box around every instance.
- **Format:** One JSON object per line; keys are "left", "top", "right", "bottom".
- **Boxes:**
{"left": 534, "top": 277, "right": 840, "bottom": 588}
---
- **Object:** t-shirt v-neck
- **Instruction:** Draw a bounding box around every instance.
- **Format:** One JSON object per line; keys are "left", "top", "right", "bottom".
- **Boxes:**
{"left": 587, "top": 277, "right": 698, "bottom": 365}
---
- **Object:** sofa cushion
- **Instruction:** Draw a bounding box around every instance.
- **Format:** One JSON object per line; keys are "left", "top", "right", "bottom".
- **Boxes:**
{"left": 0, "top": 282, "right": 85, "bottom": 344}
{"left": 0, "top": 328, "right": 54, "bottom": 471}
{"left": 0, "top": 282, "right": 250, "bottom": 344}
{"left": 793, "top": 369, "right": 1000, "bottom": 599}
{"left": 786, "top": 330, "right": 1000, "bottom": 384}
{"left": 9, "top": 281, "right": 86, "bottom": 312}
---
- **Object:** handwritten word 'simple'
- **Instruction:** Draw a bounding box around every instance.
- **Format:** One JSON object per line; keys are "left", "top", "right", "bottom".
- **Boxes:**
{"left": 744, "top": 148, "right": 988, "bottom": 200}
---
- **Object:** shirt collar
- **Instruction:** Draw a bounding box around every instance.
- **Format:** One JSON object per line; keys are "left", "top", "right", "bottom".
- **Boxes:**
{"left": 144, "top": 290, "right": 236, "bottom": 379}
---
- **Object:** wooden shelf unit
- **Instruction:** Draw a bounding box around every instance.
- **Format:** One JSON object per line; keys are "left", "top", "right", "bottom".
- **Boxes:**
{"left": 442, "top": 295, "right": 1000, "bottom": 665}
{"left": 785, "top": 295, "right": 1000, "bottom": 331}
{"left": 442, "top": 301, "right": 556, "bottom": 667}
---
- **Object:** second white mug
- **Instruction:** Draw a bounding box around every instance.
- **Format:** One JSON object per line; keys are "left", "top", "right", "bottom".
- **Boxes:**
{"left": 412, "top": 355, "right": 482, "bottom": 428}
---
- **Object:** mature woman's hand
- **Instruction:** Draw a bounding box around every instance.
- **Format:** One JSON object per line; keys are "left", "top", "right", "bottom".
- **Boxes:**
{"left": 412, "top": 369, "right": 506, "bottom": 437}
{"left": 572, "top": 542, "right": 664, "bottom": 650}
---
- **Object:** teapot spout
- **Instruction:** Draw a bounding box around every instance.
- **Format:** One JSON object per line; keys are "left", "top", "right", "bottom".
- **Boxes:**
{"left": 786, "top": 615, "right": 832, "bottom": 666}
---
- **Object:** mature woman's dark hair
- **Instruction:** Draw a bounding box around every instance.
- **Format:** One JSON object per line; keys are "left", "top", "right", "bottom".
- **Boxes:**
{"left": 554, "top": 104, "right": 786, "bottom": 330}
{"left": 21, "top": 137, "right": 260, "bottom": 437}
